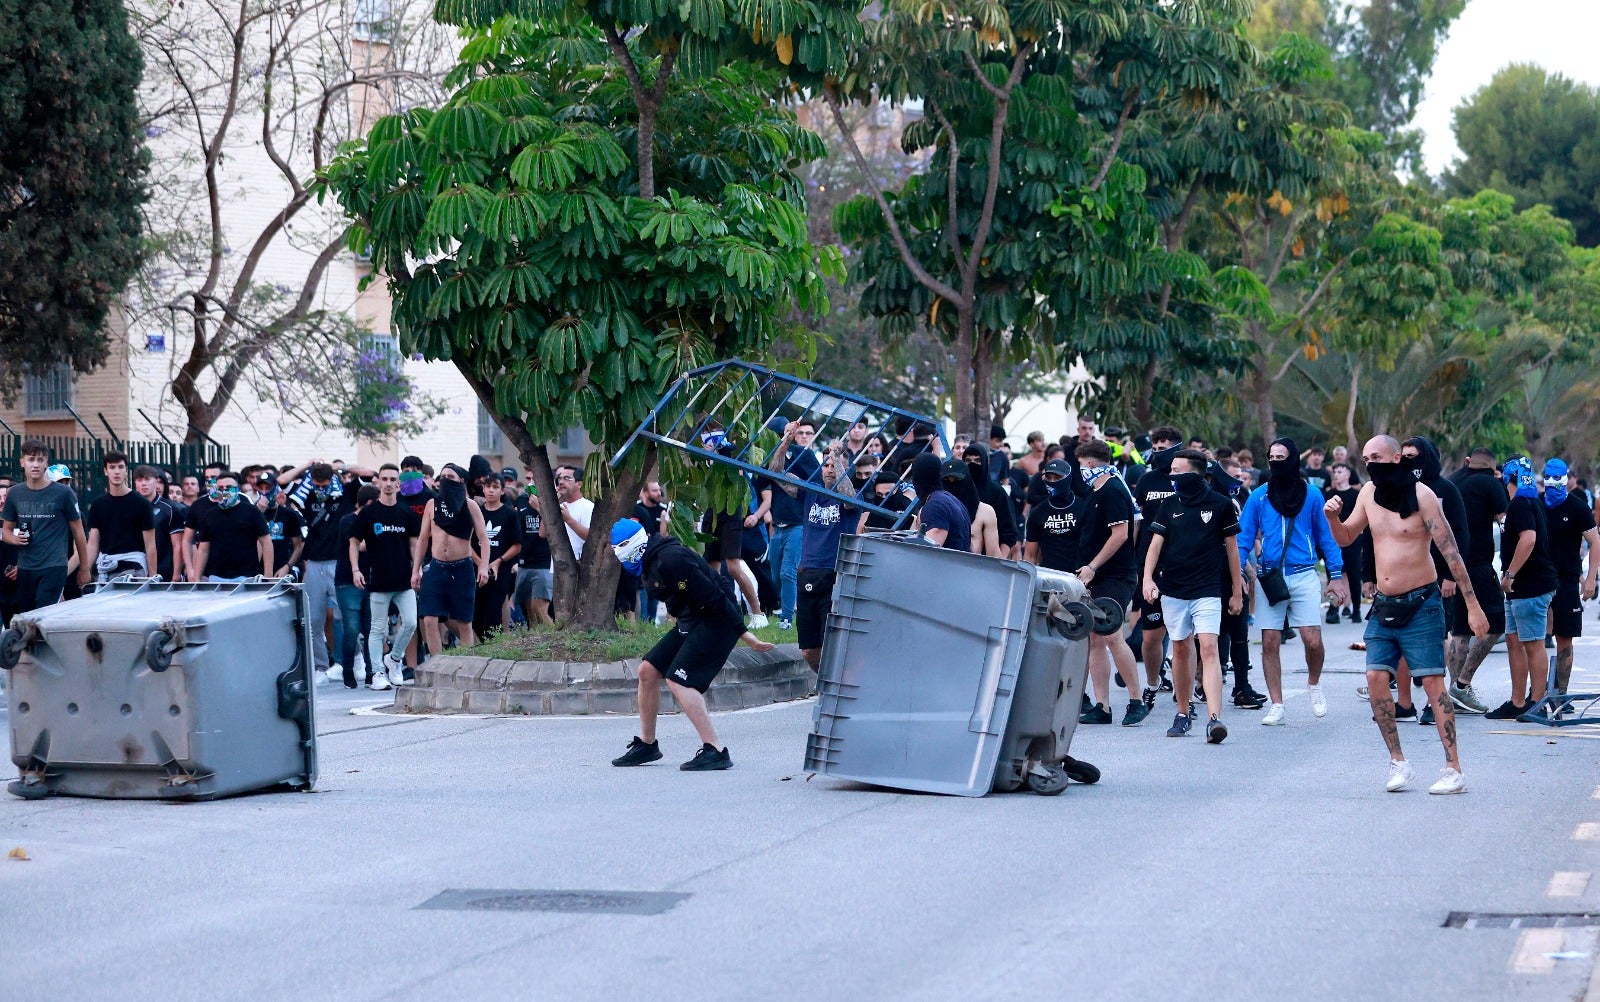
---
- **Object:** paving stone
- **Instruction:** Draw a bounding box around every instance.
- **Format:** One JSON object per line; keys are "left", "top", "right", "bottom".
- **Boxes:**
{"left": 564, "top": 662, "right": 595, "bottom": 683}
{"left": 535, "top": 661, "right": 566, "bottom": 684}
{"left": 429, "top": 688, "right": 465, "bottom": 712}
{"left": 464, "top": 690, "right": 507, "bottom": 714}
{"left": 504, "top": 662, "right": 542, "bottom": 690}
{"left": 590, "top": 689, "right": 638, "bottom": 715}
{"left": 479, "top": 659, "right": 516, "bottom": 687}
{"left": 548, "top": 691, "right": 592, "bottom": 715}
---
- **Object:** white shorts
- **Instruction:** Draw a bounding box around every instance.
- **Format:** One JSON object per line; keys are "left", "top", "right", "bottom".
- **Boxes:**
{"left": 1161, "top": 595, "right": 1222, "bottom": 641}
{"left": 1254, "top": 568, "right": 1324, "bottom": 631}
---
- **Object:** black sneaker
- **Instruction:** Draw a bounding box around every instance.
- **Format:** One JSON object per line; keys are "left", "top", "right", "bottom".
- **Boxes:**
{"left": 1206, "top": 717, "right": 1228, "bottom": 744}
{"left": 1419, "top": 703, "right": 1435, "bottom": 726}
{"left": 1158, "top": 661, "right": 1174, "bottom": 692}
{"left": 680, "top": 743, "right": 732, "bottom": 771}
{"left": 1193, "top": 679, "right": 1206, "bottom": 701}
{"left": 612, "top": 737, "right": 663, "bottom": 767}
{"left": 1122, "top": 701, "right": 1149, "bottom": 726}
{"left": 1394, "top": 703, "right": 1417, "bottom": 720}
{"left": 1350, "top": 609, "right": 1362, "bottom": 623}
{"left": 1233, "top": 687, "right": 1267, "bottom": 709}
{"left": 1484, "top": 700, "right": 1525, "bottom": 720}
{"left": 1166, "top": 712, "right": 1192, "bottom": 737}
{"left": 1061, "top": 756, "right": 1100, "bottom": 784}
{"left": 1325, "top": 606, "right": 1340, "bottom": 625}
{"left": 1283, "top": 627, "right": 1297, "bottom": 643}
{"left": 1141, "top": 686, "right": 1158, "bottom": 712}
{"left": 1080, "top": 703, "right": 1114, "bottom": 725}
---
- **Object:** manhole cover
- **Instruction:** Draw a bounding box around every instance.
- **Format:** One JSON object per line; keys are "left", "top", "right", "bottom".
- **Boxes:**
{"left": 418, "top": 889, "right": 689, "bottom": 915}
{"left": 1444, "top": 911, "right": 1600, "bottom": 929}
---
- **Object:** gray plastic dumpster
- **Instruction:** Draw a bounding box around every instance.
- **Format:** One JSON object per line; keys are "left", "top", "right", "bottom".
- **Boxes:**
{"left": 804, "top": 533, "right": 1121, "bottom": 796}
{"left": 1, "top": 579, "right": 317, "bottom": 801}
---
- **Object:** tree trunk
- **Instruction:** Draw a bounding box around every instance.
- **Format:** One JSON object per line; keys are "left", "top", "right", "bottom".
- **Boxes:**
{"left": 954, "top": 307, "right": 976, "bottom": 436}
{"left": 972, "top": 331, "right": 995, "bottom": 437}
{"left": 1252, "top": 365, "right": 1277, "bottom": 446}
{"left": 1134, "top": 358, "right": 1158, "bottom": 430}
{"left": 1343, "top": 360, "right": 1362, "bottom": 457}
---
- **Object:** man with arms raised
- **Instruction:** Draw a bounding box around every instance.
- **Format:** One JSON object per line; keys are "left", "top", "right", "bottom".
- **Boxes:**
{"left": 1327, "top": 436, "right": 1487, "bottom": 794}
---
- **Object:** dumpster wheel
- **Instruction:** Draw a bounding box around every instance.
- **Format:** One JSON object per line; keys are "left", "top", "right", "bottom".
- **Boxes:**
{"left": 1026, "top": 765, "right": 1069, "bottom": 796}
{"left": 1090, "top": 597, "right": 1126, "bottom": 635}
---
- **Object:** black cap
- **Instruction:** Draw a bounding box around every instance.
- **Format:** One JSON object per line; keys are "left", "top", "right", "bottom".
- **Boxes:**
{"left": 501, "top": 467, "right": 517, "bottom": 479}
{"left": 939, "top": 458, "right": 969, "bottom": 482}
{"left": 1041, "top": 459, "right": 1071, "bottom": 478}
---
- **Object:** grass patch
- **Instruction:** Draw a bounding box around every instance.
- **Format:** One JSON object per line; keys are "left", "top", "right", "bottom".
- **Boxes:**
{"left": 469, "top": 620, "right": 800, "bottom": 664}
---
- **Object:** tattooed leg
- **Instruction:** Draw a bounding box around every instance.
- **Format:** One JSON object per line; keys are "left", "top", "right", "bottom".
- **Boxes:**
{"left": 1367, "top": 669, "right": 1404, "bottom": 761}
{"left": 1445, "top": 635, "right": 1466, "bottom": 685}
{"left": 1421, "top": 676, "right": 1459, "bottom": 771}
{"left": 1456, "top": 634, "right": 1501, "bottom": 685}
{"left": 1555, "top": 639, "right": 1574, "bottom": 694}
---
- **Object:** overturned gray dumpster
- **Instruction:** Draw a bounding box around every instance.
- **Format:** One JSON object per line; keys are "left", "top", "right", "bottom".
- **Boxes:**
{"left": 2, "top": 579, "right": 317, "bottom": 801}
{"left": 804, "top": 533, "right": 1121, "bottom": 796}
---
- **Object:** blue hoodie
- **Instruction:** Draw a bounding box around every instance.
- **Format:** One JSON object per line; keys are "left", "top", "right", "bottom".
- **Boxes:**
{"left": 1237, "top": 484, "right": 1343, "bottom": 576}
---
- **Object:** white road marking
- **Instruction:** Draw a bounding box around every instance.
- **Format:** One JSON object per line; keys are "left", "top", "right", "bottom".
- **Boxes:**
{"left": 1575, "top": 823, "right": 1600, "bottom": 841}
{"left": 1511, "top": 929, "right": 1566, "bottom": 974}
{"left": 1546, "top": 871, "right": 1590, "bottom": 897}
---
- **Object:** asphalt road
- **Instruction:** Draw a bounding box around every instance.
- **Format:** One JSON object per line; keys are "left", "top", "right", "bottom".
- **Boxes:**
{"left": 3, "top": 619, "right": 1600, "bottom": 1001}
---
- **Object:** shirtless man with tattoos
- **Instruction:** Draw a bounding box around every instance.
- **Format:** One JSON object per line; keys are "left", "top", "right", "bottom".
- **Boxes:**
{"left": 1327, "top": 436, "right": 1488, "bottom": 794}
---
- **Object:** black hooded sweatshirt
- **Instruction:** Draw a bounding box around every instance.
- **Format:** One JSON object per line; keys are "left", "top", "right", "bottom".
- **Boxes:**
{"left": 1398, "top": 437, "right": 1470, "bottom": 582}
{"left": 964, "top": 443, "right": 1019, "bottom": 548}
{"left": 641, "top": 535, "right": 741, "bottom": 626}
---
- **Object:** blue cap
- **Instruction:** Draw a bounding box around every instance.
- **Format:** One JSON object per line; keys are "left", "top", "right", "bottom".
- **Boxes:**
{"left": 1543, "top": 458, "right": 1569, "bottom": 483}
{"left": 46, "top": 464, "right": 72, "bottom": 482}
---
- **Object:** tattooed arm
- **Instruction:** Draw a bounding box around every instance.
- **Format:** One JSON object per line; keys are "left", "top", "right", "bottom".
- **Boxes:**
{"left": 1420, "top": 486, "right": 1488, "bottom": 638}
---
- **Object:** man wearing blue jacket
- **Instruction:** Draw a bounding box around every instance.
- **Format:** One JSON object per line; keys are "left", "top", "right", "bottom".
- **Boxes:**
{"left": 1238, "top": 438, "right": 1349, "bottom": 725}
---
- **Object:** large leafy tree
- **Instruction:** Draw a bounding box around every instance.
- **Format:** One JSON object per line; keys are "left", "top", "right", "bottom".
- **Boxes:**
{"left": 0, "top": 0, "right": 146, "bottom": 396}
{"left": 318, "top": 15, "right": 838, "bottom": 627}
{"left": 1446, "top": 64, "right": 1600, "bottom": 247}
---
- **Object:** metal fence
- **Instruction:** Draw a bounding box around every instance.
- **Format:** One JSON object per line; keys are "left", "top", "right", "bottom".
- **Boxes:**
{"left": 0, "top": 435, "right": 230, "bottom": 504}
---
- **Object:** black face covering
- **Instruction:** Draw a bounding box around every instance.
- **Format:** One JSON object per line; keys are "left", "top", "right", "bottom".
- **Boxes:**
{"left": 940, "top": 459, "right": 980, "bottom": 520}
{"left": 1401, "top": 436, "right": 1443, "bottom": 486}
{"left": 852, "top": 474, "right": 871, "bottom": 490}
{"left": 1208, "top": 460, "right": 1243, "bottom": 499}
{"left": 1368, "top": 460, "right": 1419, "bottom": 517}
{"left": 910, "top": 453, "right": 942, "bottom": 501}
{"left": 1266, "top": 437, "right": 1307, "bottom": 519}
{"left": 438, "top": 476, "right": 467, "bottom": 509}
{"left": 1148, "top": 444, "right": 1180, "bottom": 477}
{"left": 1173, "top": 471, "right": 1207, "bottom": 503}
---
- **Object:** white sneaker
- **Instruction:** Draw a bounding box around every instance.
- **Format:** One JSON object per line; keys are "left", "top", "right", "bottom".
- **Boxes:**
{"left": 1428, "top": 767, "right": 1466, "bottom": 795}
{"left": 1386, "top": 759, "right": 1415, "bottom": 793}
{"left": 315, "top": 668, "right": 335, "bottom": 686}
{"left": 327, "top": 663, "right": 344, "bottom": 684}
{"left": 370, "top": 671, "right": 392, "bottom": 691}
{"left": 387, "top": 663, "right": 410, "bottom": 687}
{"left": 1308, "top": 685, "right": 1327, "bottom": 718}
{"left": 748, "top": 613, "right": 770, "bottom": 630}
{"left": 1261, "top": 703, "right": 1286, "bottom": 726}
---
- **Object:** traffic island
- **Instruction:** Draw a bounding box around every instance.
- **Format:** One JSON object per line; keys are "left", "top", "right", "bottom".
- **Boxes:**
{"left": 392, "top": 644, "right": 816, "bottom": 715}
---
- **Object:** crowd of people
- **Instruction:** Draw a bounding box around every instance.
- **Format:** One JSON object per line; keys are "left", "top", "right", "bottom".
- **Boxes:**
{"left": 2, "top": 414, "right": 1595, "bottom": 790}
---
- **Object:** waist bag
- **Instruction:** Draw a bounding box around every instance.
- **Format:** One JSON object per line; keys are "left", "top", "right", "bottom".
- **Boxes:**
{"left": 1258, "top": 517, "right": 1292, "bottom": 605}
{"left": 1372, "top": 587, "right": 1433, "bottom": 629}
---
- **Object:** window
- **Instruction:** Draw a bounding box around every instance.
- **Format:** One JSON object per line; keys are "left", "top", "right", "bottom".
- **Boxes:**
{"left": 478, "top": 402, "right": 505, "bottom": 456}
{"left": 351, "top": 0, "right": 396, "bottom": 42}
{"left": 23, "top": 364, "right": 72, "bottom": 416}
{"left": 558, "top": 425, "right": 586, "bottom": 453}
{"left": 361, "top": 333, "right": 401, "bottom": 368}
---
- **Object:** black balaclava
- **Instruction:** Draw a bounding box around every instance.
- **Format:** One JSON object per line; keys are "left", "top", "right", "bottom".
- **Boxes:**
{"left": 1370, "top": 449, "right": 1420, "bottom": 517}
{"left": 940, "top": 459, "right": 980, "bottom": 520}
{"left": 1401, "top": 436, "right": 1443, "bottom": 486}
{"left": 1208, "top": 459, "right": 1243, "bottom": 499}
{"left": 1266, "top": 437, "right": 1307, "bottom": 519}
{"left": 439, "top": 465, "right": 469, "bottom": 509}
{"left": 1173, "top": 469, "right": 1208, "bottom": 503}
{"left": 1147, "top": 443, "right": 1180, "bottom": 477}
{"left": 963, "top": 443, "right": 990, "bottom": 486}
{"left": 910, "top": 453, "right": 942, "bottom": 501}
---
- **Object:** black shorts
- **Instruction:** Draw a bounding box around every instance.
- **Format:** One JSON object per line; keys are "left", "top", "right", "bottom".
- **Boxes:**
{"left": 704, "top": 513, "right": 745, "bottom": 563}
{"left": 1448, "top": 563, "right": 1506, "bottom": 637}
{"left": 1553, "top": 577, "right": 1584, "bottom": 638}
{"left": 642, "top": 614, "right": 743, "bottom": 693}
{"left": 1091, "top": 574, "right": 1136, "bottom": 617}
{"left": 796, "top": 567, "right": 835, "bottom": 650}
{"left": 1338, "top": 540, "right": 1364, "bottom": 581}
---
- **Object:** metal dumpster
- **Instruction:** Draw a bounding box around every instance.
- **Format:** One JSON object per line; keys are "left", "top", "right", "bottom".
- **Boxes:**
{"left": 804, "top": 533, "right": 1121, "bottom": 796}
{"left": 1, "top": 579, "right": 317, "bottom": 800}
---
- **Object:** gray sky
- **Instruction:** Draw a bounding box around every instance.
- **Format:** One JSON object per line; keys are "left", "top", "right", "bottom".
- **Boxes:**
{"left": 1414, "top": 0, "right": 1600, "bottom": 177}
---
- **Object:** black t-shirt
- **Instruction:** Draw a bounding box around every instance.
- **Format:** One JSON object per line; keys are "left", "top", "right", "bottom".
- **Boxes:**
{"left": 1082, "top": 476, "right": 1137, "bottom": 580}
{"left": 186, "top": 495, "right": 218, "bottom": 539}
{"left": 262, "top": 503, "right": 306, "bottom": 572}
{"left": 335, "top": 512, "right": 364, "bottom": 587}
{"left": 198, "top": 503, "right": 270, "bottom": 578}
{"left": 633, "top": 500, "right": 667, "bottom": 538}
{"left": 1150, "top": 490, "right": 1241, "bottom": 600}
{"left": 1026, "top": 496, "right": 1082, "bottom": 571}
{"left": 1428, "top": 477, "right": 1470, "bottom": 583}
{"left": 517, "top": 499, "right": 551, "bottom": 570}
{"left": 1301, "top": 465, "right": 1332, "bottom": 496}
{"left": 759, "top": 445, "right": 822, "bottom": 527}
{"left": 1502, "top": 495, "right": 1558, "bottom": 598}
{"left": 88, "top": 490, "right": 154, "bottom": 556}
{"left": 151, "top": 498, "right": 182, "bottom": 580}
{"left": 354, "top": 500, "right": 420, "bottom": 592}
{"left": 1132, "top": 470, "right": 1176, "bottom": 552}
{"left": 300, "top": 492, "right": 352, "bottom": 562}
{"left": 477, "top": 503, "right": 522, "bottom": 566}
{"left": 1546, "top": 494, "right": 1596, "bottom": 579}
{"left": 1452, "top": 467, "right": 1509, "bottom": 567}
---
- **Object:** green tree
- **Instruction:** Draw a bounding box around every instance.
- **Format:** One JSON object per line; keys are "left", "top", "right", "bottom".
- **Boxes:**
{"left": 0, "top": 0, "right": 146, "bottom": 395}
{"left": 1446, "top": 65, "right": 1600, "bottom": 247}
{"left": 318, "top": 15, "right": 838, "bottom": 628}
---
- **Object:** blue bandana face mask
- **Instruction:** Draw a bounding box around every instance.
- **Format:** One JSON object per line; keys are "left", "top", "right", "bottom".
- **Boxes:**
{"left": 1503, "top": 458, "right": 1538, "bottom": 500}
{"left": 1080, "top": 465, "right": 1107, "bottom": 484}
{"left": 216, "top": 486, "right": 242, "bottom": 509}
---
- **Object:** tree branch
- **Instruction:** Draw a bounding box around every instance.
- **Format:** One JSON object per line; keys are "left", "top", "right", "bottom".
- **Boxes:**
{"left": 926, "top": 98, "right": 964, "bottom": 266}
{"left": 1088, "top": 87, "right": 1139, "bottom": 192}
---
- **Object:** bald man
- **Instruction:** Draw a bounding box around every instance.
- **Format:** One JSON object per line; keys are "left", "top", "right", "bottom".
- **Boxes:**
{"left": 1327, "top": 436, "right": 1488, "bottom": 795}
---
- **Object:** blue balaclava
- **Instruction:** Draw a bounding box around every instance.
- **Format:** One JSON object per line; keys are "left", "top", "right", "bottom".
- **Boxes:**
{"left": 1503, "top": 456, "right": 1538, "bottom": 500}
{"left": 1542, "top": 458, "right": 1569, "bottom": 508}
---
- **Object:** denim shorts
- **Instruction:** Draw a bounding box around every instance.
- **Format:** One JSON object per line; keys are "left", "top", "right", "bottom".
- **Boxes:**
{"left": 1364, "top": 586, "right": 1446, "bottom": 676}
{"left": 1507, "top": 590, "right": 1555, "bottom": 639}
{"left": 419, "top": 557, "right": 476, "bottom": 621}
